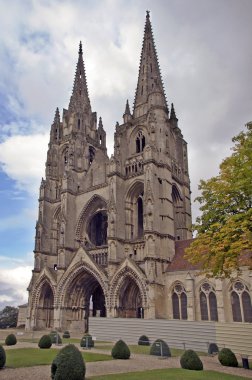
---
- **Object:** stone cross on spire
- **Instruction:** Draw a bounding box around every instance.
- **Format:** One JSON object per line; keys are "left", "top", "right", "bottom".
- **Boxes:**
{"left": 133, "top": 11, "right": 167, "bottom": 117}
{"left": 68, "top": 41, "right": 92, "bottom": 115}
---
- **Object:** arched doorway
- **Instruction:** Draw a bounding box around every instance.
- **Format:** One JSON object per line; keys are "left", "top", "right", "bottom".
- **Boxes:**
{"left": 116, "top": 276, "right": 144, "bottom": 318}
{"left": 36, "top": 282, "right": 54, "bottom": 329}
{"left": 63, "top": 270, "right": 106, "bottom": 331}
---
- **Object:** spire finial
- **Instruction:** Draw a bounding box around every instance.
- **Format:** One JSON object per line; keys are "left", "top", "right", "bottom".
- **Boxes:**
{"left": 54, "top": 107, "right": 60, "bottom": 123}
{"left": 79, "top": 41, "right": 83, "bottom": 55}
{"left": 146, "top": 10, "right": 150, "bottom": 20}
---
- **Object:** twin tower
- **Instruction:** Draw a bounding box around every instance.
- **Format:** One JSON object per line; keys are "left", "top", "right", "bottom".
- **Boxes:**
{"left": 26, "top": 12, "right": 192, "bottom": 331}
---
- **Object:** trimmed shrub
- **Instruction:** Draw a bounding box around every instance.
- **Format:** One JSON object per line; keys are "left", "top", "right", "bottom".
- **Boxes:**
{"left": 50, "top": 332, "right": 62, "bottom": 344}
{"left": 208, "top": 343, "right": 219, "bottom": 355}
{"left": 111, "top": 340, "right": 130, "bottom": 359}
{"left": 180, "top": 349, "right": 203, "bottom": 371}
{"left": 0, "top": 345, "right": 6, "bottom": 369}
{"left": 150, "top": 339, "right": 171, "bottom": 357}
{"left": 51, "top": 344, "right": 85, "bottom": 380}
{"left": 80, "top": 333, "right": 94, "bottom": 348}
{"left": 38, "top": 334, "right": 52, "bottom": 349}
{"left": 138, "top": 335, "right": 150, "bottom": 346}
{"left": 63, "top": 331, "right": 70, "bottom": 339}
{"left": 5, "top": 333, "right": 17, "bottom": 346}
{"left": 218, "top": 348, "right": 238, "bottom": 367}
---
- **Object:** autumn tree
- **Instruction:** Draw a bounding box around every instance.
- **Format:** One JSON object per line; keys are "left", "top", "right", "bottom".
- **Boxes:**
{"left": 185, "top": 121, "right": 252, "bottom": 277}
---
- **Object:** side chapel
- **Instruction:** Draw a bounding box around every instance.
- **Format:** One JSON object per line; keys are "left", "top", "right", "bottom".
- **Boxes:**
{"left": 25, "top": 12, "right": 252, "bottom": 330}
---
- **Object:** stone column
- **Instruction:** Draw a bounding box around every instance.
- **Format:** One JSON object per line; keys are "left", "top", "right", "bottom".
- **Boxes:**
{"left": 186, "top": 272, "right": 195, "bottom": 321}
{"left": 215, "top": 277, "right": 225, "bottom": 322}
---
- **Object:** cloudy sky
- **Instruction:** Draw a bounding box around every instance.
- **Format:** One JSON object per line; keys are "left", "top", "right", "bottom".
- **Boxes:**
{"left": 0, "top": 0, "right": 251, "bottom": 310}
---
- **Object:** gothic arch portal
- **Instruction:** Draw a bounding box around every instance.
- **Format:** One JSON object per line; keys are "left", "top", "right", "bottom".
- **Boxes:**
{"left": 57, "top": 261, "right": 108, "bottom": 330}
{"left": 30, "top": 275, "right": 55, "bottom": 329}
{"left": 110, "top": 263, "right": 147, "bottom": 318}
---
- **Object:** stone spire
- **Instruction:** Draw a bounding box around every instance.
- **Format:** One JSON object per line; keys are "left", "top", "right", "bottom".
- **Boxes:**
{"left": 50, "top": 107, "right": 61, "bottom": 143}
{"left": 133, "top": 11, "right": 167, "bottom": 117}
{"left": 170, "top": 103, "right": 177, "bottom": 120}
{"left": 123, "top": 99, "right": 132, "bottom": 123}
{"left": 68, "top": 41, "right": 92, "bottom": 115}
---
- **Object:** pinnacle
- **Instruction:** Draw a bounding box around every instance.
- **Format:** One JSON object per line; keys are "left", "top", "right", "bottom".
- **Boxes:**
{"left": 124, "top": 99, "right": 131, "bottom": 115}
{"left": 54, "top": 107, "right": 60, "bottom": 123}
{"left": 170, "top": 103, "right": 177, "bottom": 120}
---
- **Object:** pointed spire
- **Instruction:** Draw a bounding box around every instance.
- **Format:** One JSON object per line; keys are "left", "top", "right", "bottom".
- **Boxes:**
{"left": 68, "top": 42, "right": 92, "bottom": 115}
{"left": 54, "top": 107, "right": 60, "bottom": 124}
{"left": 98, "top": 116, "right": 103, "bottom": 129}
{"left": 170, "top": 103, "right": 177, "bottom": 120}
{"left": 123, "top": 99, "right": 132, "bottom": 123}
{"left": 133, "top": 11, "right": 167, "bottom": 116}
{"left": 124, "top": 99, "right": 131, "bottom": 115}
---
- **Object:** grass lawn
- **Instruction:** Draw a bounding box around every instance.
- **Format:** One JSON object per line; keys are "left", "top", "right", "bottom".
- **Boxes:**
{"left": 6, "top": 347, "right": 112, "bottom": 368}
{"left": 89, "top": 368, "right": 249, "bottom": 380}
{"left": 95, "top": 343, "right": 206, "bottom": 357}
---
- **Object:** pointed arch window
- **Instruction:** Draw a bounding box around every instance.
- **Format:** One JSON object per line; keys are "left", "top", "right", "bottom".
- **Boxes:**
{"left": 172, "top": 283, "right": 187, "bottom": 320}
{"left": 136, "top": 131, "right": 145, "bottom": 153}
{"left": 230, "top": 281, "right": 252, "bottom": 323}
{"left": 200, "top": 282, "right": 218, "bottom": 321}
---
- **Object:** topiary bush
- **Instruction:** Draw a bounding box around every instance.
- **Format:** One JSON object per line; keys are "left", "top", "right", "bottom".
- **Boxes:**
{"left": 111, "top": 339, "right": 130, "bottom": 359}
{"left": 218, "top": 348, "right": 238, "bottom": 367}
{"left": 0, "top": 345, "right": 6, "bottom": 369}
{"left": 63, "top": 331, "right": 70, "bottom": 339}
{"left": 38, "top": 334, "right": 52, "bottom": 349}
{"left": 180, "top": 349, "right": 203, "bottom": 371}
{"left": 80, "top": 333, "right": 94, "bottom": 348}
{"left": 51, "top": 344, "right": 85, "bottom": 380}
{"left": 208, "top": 343, "right": 219, "bottom": 355}
{"left": 5, "top": 333, "right": 17, "bottom": 346}
{"left": 150, "top": 339, "right": 171, "bottom": 357}
{"left": 138, "top": 335, "right": 150, "bottom": 346}
{"left": 50, "top": 332, "right": 62, "bottom": 345}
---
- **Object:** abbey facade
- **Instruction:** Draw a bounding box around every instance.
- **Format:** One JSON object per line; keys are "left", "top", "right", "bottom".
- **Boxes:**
{"left": 25, "top": 13, "right": 252, "bottom": 331}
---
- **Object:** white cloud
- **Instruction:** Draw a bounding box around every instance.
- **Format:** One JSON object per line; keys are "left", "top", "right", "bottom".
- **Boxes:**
{"left": 0, "top": 264, "right": 33, "bottom": 309}
{"left": 0, "top": 133, "right": 49, "bottom": 195}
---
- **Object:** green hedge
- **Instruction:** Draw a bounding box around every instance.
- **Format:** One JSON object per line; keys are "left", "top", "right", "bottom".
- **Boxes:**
{"left": 218, "top": 348, "right": 238, "bottom": 367}
{"left": 80, "top": 334, "right": 94, "bottom": 348}
{"left": 138, "top": 335, "right": 150, "bottom": 346}
{"left": 38, "top": 334, "right": 52, "bottom": 349}
{"left": 5, "top": 334, "right": 17, "bottom": 346}
{"left": 111, "top": 340, "right": 130, "bottom": 359}
{"left": 51, "top": 344, "right": 85, "bottom": 380}
{"left": 180, "top": 349, "right": 203, "bottom": 371}
{"left": 0, "top": 345, "right": 6, "bottom": 368}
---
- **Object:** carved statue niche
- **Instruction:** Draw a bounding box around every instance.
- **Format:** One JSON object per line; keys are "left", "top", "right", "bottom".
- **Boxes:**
{"left": 59, "top": 221, "right": 65, "bottom": 246}
{"left": 34, "top": 253, "right": 41, "bottom": 271}
{"left": 61, "top": 194, "right": 67, "bottom": 219}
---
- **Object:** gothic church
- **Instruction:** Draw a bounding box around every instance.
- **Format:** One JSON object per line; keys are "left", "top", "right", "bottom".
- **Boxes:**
{"left": 25, "top": 12, "right": 252, "bottom": 330}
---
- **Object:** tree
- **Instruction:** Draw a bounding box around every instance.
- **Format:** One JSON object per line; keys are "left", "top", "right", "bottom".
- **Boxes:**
{"left": 185, "top": 122, "right": 252, "bottom": 277}
{"left": 0, "top": 306, "right": 19, "bottom": 329}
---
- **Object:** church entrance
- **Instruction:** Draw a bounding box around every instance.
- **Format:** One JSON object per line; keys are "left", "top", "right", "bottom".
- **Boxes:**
{"left": 64, "top": 270, "right": 106, "bottom": 331}
{"left": 117, "top": 276, "right": 144, "bottom": 318}
{"left": 37, "top": 283, "right": 54, "bottom": 329}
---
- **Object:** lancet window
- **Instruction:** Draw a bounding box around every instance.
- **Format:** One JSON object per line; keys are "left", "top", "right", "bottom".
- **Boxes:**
{"left": 136, "top": 131, "right": 145, "bottom": 153}
{"left": 200, "top": 282, "right": 218, "bottom": 321}
{"left": 230, "top": 281, "right": 252, "bottom": 323}
{"left": 172, "top": 283, "right": 187, "bottom": 320}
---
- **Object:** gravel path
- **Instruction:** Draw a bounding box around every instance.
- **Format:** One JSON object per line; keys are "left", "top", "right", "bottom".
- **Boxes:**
{"left": 1, "top": 344, "right": 252, "bottom": 379}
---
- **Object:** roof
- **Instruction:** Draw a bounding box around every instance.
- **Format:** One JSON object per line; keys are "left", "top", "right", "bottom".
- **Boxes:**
{"left": 166, "top": 239, "right": 201, "bottom": 272}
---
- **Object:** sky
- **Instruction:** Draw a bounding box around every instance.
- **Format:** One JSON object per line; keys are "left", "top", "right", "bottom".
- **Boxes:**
{"left": 0, "top": 0, "right": 251, "bottom": 311}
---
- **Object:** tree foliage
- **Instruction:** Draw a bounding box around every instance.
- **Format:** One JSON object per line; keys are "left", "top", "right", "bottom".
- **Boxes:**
{"left": 0, "top": 306, "right": 18, "bottom": 329}
{"left": 186, "top": 122, "right": 252, "bottom": 277}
